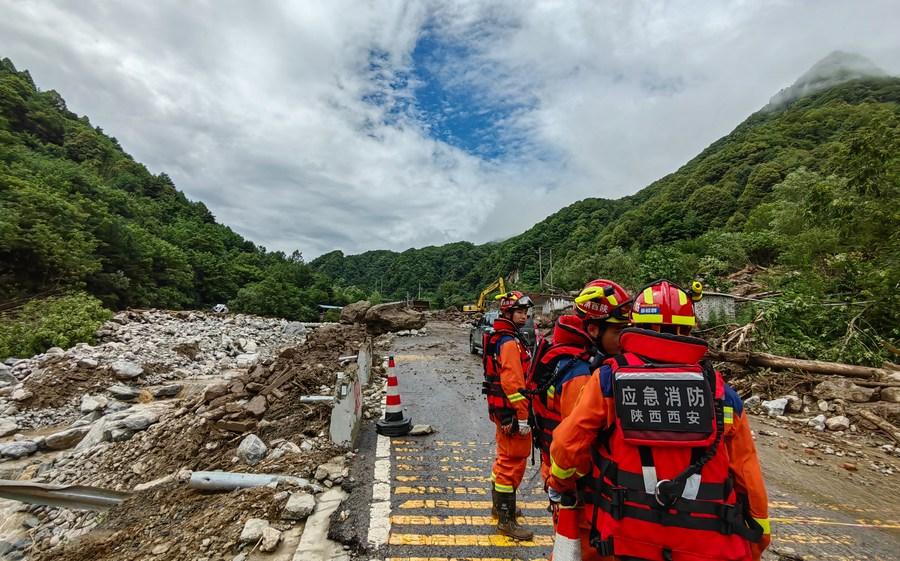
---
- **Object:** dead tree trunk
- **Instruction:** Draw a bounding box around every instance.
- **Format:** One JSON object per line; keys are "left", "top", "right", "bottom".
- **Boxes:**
{"left": 706, "top": 350, "right": 891, "bottom": 380}
{"left": 857, "top": 409, "right": 900, "bottom": 444}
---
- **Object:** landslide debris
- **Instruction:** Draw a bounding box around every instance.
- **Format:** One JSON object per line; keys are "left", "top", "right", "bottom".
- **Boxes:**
{"left": 0, "top": 310, "right": 380, "bottom": 561}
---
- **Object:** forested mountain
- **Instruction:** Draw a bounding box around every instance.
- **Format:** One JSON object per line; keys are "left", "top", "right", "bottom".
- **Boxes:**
{"left": 314, "top": 55, "right": 900, "bottom": 365}
{"left": 0, "top": 58, "right": 341, "bottom": 324}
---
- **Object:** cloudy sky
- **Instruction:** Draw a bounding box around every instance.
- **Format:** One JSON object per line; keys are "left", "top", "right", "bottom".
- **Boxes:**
{"left": 3, "top": 1, "right": 899, "bottom": 258}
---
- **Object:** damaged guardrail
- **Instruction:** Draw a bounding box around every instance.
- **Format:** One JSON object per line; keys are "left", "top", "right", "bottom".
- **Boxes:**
{"left": 0, "top": 480, "right": 129, "bottom": 511}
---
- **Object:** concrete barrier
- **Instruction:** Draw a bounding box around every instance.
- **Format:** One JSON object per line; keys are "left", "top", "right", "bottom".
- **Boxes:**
{"left": 327, "top": 339, "right": 371, "bottom": 446}
{"left": 328, "top": 371, "right": 362, "bottom": 447}
{"left": 357, "top": 338, "right": 373, "bottom": 386}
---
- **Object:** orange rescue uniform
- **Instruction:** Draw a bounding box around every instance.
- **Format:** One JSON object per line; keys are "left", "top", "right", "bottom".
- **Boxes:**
{"left": 549, "top": 367, "right": 770, "bottom": 560}
{"left": 491, "top": 336, "right": 532, "bottom": 493}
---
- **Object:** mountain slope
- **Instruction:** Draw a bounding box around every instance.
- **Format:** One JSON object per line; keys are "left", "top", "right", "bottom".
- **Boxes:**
{"left": 315, "top": 76, "right": 900, "bottom": 295}
{"left": 313, "top": 56, "right": 900, "bottom": 364}
{"left": 0, "top": 58, "right": 332, "bottom": 320}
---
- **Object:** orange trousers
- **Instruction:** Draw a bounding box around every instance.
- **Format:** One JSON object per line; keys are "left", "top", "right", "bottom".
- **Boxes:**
{"left": 491, "top": 422, "right": 531, "bottom": 492}
{"left": 549, "top": 504, "right": 612, "bottom": 561}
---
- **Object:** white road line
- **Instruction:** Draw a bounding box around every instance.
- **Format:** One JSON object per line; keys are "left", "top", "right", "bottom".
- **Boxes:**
{"left": 368, "top": 379, "right": 392, "bottom": 548}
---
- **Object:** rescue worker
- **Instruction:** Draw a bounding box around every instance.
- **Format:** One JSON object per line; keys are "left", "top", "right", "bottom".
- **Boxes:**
{"left": 532, "top": 279, "right": 632, "bottom": 481}
{"left": 482, "top": 290, "right": 536, "bottom": 540}
{"left": 530, "top": 280, "right": 631, "bottom": 560}
{"left": 548, "top": 280, "right": 770, "bottom": 561}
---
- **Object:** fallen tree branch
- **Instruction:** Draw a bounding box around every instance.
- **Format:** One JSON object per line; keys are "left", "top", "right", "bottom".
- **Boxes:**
{"left": 706, "top": 350, "right": 891, "bottom": 380}
{"left": 852, "top": 380, "right": 900, "bottom": 388}
{"left": 857, "top": 410, "right": 900, "bottom": 444}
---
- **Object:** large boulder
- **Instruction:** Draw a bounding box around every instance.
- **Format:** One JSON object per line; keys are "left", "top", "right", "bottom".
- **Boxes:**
{"left": 108, "top": 385, "right": 141, "bottom": 401}
{"left": 42, "top": 426, "right": 91, "bottom": 450}
{"left": 237, "top": 434, "right": 268, "bottom": 466}
{"left": 283, "top": 492, "right": 316, "bottom": 520}
{"left": 0, "top": 364, "right": 16, "bottom": 386}
{"left": 825, "top": 415, "right": 851, "bottom": 431}
{"left": 340, "top": 300, "right": 371, "bottom": 324}
{"left": 363, "top": 302, "right": 426, "bottom": 335}
{"left": 0, "top": 440, "right": 38, "bottom": 459}
{"left": 80, "top": 394, "right": 108, "bottom": 414}
{"left": 111, "top": 360, "right": 143, "bottom": 380}
{"left": 0, "top": 418, "right": 18, "bottom": 438}
{"left": 881, "top": 387, "right": 900, "bottom": 403}
{"left": 814, "top": 379, "right": 875, "bottom": 403}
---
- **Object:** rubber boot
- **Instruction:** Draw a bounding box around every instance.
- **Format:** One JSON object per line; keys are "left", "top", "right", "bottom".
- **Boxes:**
{"left": 491, "top": 488, "right": 523, "bottom": 519}
{"left": 496, "top": 490, "right": 534, "bottom": 541}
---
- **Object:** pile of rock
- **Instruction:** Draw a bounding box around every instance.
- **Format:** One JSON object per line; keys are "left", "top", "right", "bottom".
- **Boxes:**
{"left": 1, "top": 310, "right": 308, "bottom": 392}
{"left": 1, "top": 404, "right": 167, "bottom": 461}
{"left": 339, "top": 300, "right": 426, "bottom": 336}
{"left": 750, "top": 377, "right": 900, "bottom": 441}
{"left": 0, "top": 311, "right": 377, "bottom": 560}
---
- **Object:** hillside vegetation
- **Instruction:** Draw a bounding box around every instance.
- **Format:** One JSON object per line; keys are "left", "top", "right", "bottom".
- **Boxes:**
{"left": 315, "top": 75, "right": 900, "bottom": 365}
{"left": 0, "top": 58, "right": 368, "bottom": 356}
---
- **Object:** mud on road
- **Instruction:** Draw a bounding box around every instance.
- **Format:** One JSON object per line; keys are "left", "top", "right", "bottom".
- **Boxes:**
{"left": 347, "top": 320, "right": 900, "bottom": 561}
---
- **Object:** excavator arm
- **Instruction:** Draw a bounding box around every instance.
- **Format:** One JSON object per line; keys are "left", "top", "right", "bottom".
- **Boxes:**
{"left": 464, "top": 277, "right": 507, "bottom": 313}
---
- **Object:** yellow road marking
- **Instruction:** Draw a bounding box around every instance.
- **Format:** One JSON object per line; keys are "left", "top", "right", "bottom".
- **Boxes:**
{"left": 440, "top": 465, "right": 485, "bottom": 473}
{"left": 391, "top": 515, "right": 552, "bottom": 526}
{"left": 395, "top": 475, "right": 490, "bottom": 483}
{"left": 393, "top": 354, "right": 431, "bottom": 362}
{"left": 396, "top": 486, "right": 488, "bottom": 495}
{"left": 399, "top": 499, "right": 549, "bottom": 510}
{"left": 768, "top": 501, "right": 798, "bottom": 510}
{"left": 774, "top": 533, "right": 854, "bottom": 545}
{"left": 395, "top": 464, "right": 486, "bottom": 473}
{"left": 395, "top": 456, "right": 489, "bottom": 464}
{"left": 772, "top": 516, "right": 900, "bottom": 530}
{"left": 395, "top": 486, "right": 545, "bottom": 496}
{"left": 389, "top": 534, "right": 554, "bottom": 547}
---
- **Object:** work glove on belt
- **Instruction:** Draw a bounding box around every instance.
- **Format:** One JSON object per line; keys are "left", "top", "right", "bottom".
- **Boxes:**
{"left": 501, "top": 418, "right": 531, "bottom": 436}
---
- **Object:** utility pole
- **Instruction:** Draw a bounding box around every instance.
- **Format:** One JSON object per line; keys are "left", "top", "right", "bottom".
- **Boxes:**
{"left": 417, "top": 282, "right": 421, "bottom": 300}
{"left": 549, "top": 249, "right": 553, "bottom": 289}
{"left": 538, "top": 248, "right": 543, "bottom": 290}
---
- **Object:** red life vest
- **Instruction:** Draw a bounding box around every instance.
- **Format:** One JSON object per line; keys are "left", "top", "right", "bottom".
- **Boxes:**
{"left": 528, "top": 315, "right": 596, "bottom": 468}
{"left": 482, "top": 317, "right": 532, "bottom": 424}
{"left": 587, "top": 328, "right": 762, "bottom": 561}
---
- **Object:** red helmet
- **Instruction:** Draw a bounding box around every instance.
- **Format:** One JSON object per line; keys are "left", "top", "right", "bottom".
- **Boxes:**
{"left": 574, "top": 279, "right": 631, "bottom": 323}
{"left": 631, "top": 279, "right": 703, "bottom": 329}
{"left": 496, "top": 290, "right": 534, "bottom": 314}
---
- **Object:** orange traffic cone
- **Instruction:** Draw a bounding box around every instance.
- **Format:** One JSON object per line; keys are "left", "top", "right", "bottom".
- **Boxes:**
{"left": 552, "top": 497, "right": 582, "bottom": 561}
{"left": 376, "top": 354, "right": 412, "bottom": 436}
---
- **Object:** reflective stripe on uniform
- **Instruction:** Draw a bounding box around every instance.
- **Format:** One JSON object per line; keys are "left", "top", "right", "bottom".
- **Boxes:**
{"left": 755, "top": 517, "right": 771, "bottom": 534}
{"left": 724, "top": 406, "right": 734, "bottom": 425}
{"left": 507, "top": 392, "right": 526, "bottom": 403}
{"left": 550, "top": 458, "right": 582, "bottom": 480}
{"left": 491, "top": 472, "right": 515, "bottom": 493}
{"left": 546, "top": 386, "right": 556, "bottom": 398}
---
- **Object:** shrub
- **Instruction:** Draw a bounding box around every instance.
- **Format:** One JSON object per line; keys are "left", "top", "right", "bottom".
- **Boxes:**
{"left": 0, "top": 292, "right": 112, "bottom": 358}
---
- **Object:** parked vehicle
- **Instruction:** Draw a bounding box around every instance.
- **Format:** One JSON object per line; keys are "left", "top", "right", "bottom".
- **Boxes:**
{"left": 469, "top": 311, "right": 536, "bottom": 355}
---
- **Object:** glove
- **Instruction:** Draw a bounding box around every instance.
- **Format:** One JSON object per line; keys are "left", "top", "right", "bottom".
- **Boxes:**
{"left": 500, "top": 419, "right": 516, "bottom": 435}
{"left": 548, "top": 487, "right": 562, "bottom": 504}
{"left": 548, "top": 487, "right": 577, "bottom": 509}
{"left": 517, "top": 418, "right": 531, "bottom": 436}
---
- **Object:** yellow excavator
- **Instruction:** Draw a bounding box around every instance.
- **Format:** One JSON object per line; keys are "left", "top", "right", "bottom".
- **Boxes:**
{"left": 463, "top": 277, "right": 507, "bottom": 313}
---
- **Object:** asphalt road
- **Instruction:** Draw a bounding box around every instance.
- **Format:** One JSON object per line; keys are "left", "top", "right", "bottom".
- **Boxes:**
{"left": 350, "top": 321, "right": 900, "bottom": 561}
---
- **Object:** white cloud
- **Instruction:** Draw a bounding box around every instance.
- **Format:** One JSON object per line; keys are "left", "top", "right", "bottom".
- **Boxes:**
{"left": 2, "top": 1, "right": 898, "bottom": 257}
